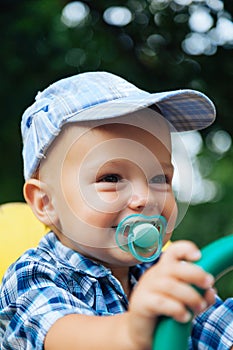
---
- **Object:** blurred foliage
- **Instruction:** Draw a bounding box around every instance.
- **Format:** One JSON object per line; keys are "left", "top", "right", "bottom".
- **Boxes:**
{"left": 174, "top": 147, "right": 233, "bottom": 298}
{"left": 0, "top": 0, "right": 233, "bottom": 298}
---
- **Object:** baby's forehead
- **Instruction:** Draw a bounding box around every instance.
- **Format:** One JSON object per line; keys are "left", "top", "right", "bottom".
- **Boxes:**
{"left": 39, "top": 110, "right": 172, "bottom": 180}
{"left": 42, "top": 108, "right": 171, "bottom": 163}
{"left": 62, "top": 108, "right": 171, "bottom": 144}
{"left": 66, "top": 119, "right": 171, "bottom": 166}
{"left": 64, "top": 123, "right": 171, "bottom": 172}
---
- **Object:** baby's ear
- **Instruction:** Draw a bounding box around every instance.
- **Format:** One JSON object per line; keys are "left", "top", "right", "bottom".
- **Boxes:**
{"left": 23, "top": 179, "right": 58, "bottom": 226}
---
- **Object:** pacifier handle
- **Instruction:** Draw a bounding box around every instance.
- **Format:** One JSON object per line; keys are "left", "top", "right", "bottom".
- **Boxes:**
{"left": 152, "top": 234, "right": 233, "bottom": 350}
{"left": 132, "top": 224, "right": 160, "bottom": 249}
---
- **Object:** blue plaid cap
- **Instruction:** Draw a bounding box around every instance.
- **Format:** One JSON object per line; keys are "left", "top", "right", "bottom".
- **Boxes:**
{"left": 21, "top": 71, "right": 216, "bottom": 180}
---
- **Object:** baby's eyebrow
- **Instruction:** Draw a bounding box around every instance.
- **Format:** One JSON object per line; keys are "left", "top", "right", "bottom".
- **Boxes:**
{"left": 89, "top": 159, "right": 125, "bottom": 173}
{"left": 91, "top": 159, "right": 125, "bottom": 168}
{"left": 89, "top": 159, "right": 175, "bottom": 175}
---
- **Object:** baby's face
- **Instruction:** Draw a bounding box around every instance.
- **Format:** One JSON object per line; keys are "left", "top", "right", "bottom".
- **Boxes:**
{"left": 39, "top": 110, "right": 178, "bottom": 266}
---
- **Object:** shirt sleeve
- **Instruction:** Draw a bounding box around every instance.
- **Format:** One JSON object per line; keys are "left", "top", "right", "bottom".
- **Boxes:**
{"left": 189, "top": 296, "right": 233, "bottom": 349}
{"left": 0, "top": 260, "right": 96, "bottom": 350}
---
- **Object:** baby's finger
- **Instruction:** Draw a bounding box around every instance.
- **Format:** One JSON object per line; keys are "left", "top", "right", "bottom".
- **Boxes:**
{"left": 203, "top": 287, "right": 217, "bottom": 307}
{"left": 162, "top": 240, "right": 202, "bottom": 263}
{"left": 151, "top": 277, "right": 211, "bottom": 314}
{"left": 169, "top": 261, "right": 215, "bottom": 290}
{"left": 145, "top": 293, "right": 192, "bottom": 323}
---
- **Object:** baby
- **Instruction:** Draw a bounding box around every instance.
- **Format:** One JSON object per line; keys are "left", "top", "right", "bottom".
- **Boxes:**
{"left": 0, "top": 72, "right": 232, "bottom": 349}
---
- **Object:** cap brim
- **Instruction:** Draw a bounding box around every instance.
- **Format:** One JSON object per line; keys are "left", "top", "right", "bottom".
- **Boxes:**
{"left": 66, "top": 89, "right": 216, "bottom": 132}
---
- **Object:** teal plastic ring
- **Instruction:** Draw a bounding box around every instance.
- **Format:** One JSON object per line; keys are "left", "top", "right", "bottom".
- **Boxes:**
{"left": 152, "top": 234, "right": 233, "bottom": 350}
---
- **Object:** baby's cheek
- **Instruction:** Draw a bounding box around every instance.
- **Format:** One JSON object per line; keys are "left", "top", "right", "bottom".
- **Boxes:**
{"left": 162, "top": 197, "right": 178, "bottom": 234}
{"left": 96, "top": 191, "right": 129, "bottom": 214}
{"left": 93, "top": 183, "right": 132, "bottom": 214}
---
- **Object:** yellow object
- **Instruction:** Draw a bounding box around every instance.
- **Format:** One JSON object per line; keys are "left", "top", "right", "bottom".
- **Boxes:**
{"left": 0, "top": 202, "right": 48, "bottom": 280}
{"left": 163, "top": 240, "right": 171, "bottom": 251}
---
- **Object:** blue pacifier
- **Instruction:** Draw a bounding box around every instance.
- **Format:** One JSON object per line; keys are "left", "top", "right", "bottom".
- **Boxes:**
{"left": 115, "top": 214, "right": 167, "bottom": 262}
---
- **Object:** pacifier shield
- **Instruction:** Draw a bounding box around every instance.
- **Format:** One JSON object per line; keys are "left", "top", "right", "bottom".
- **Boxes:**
{"left": 115, "top": 214, "right": 167, "bottom": 262}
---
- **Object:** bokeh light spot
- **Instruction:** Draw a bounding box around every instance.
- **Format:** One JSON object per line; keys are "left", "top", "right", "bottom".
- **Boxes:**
{"left": 207, "top": 130, "right": 232, "bottom": 154}
{"left": 103, "top": 6, "right": 132, "bottom": 26}
{"left": 65, "top": 48, "right": 86, "bottom": 67}
{"left": 207, "top": 0, "right": 224, "bottom": 12}
{"left": 174, "top": 0, "right": 193, "bottom": 5}
{"left": 209, "top": 17, "right": 233, "bottom": 45}
{"left": 61, "top": 1, "right": 90, "bottom": 28}
{"left": 172, "top": 131, "right": 219, "bottom": 204}
{"left": 182, "top": 32, "right": 216, "bottom": 55}
{"left": 189, "top": 8, "right": 214, "bottom": 33}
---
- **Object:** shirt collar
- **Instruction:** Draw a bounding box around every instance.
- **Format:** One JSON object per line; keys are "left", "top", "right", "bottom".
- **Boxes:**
{"left": 38, "top": 231, "right": 156, "bottom": 280}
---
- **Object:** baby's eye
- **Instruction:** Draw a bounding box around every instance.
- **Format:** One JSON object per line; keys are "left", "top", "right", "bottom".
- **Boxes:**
{"left": 98, "top": 174, "right": 122, "bottom": 183}
{"left": 150, "top": 174, "right": 169, "bottom": 184}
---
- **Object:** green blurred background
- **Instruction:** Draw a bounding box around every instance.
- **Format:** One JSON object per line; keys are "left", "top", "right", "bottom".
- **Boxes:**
{"left": 1, "top": 0, "right": 233, "bottom": 297}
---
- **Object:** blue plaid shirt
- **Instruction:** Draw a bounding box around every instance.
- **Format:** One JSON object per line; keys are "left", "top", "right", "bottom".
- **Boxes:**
{"left": 0, "top": 232, "right": 232, "bottom": 349}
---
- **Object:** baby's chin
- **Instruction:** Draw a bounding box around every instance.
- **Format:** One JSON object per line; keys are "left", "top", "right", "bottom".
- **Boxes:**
{"left": 79, "top": 245, "right": 143, "bottom": 267}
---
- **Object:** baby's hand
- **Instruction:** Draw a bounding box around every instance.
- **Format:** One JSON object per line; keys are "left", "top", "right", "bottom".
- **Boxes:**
{"left": 127, "top": 241, "right": 215, "bottom": 349}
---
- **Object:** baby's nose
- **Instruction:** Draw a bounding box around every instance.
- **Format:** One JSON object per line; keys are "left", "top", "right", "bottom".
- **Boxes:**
{"left": 128, "top": 181, "right": 157, "bottom": 213}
